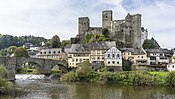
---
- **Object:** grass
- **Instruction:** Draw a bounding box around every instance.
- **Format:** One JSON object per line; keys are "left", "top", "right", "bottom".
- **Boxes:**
{"left": 149, "top": 72, "right": 169, "bottom": 77}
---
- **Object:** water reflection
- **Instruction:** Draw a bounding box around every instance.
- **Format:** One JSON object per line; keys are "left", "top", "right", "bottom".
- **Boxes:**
{"left": 1, "top": 74, "right": 175, "bottom": 99}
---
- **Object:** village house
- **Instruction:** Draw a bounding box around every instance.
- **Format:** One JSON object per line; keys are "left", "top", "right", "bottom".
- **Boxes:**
{"left": 36, "top": 48, "right": 67, "bottom": 60}
{"left": 66, "top": 44, "right": 90, "bottom": 68}
{"left": 104, "top": 46, "right": 122, "bottom": 71}
{"left": 145, "top": 48, "right": 169, "bottom": 71}
{"left": 120, "top": 48, "right": 148, "bottom": 66}
{"left": 167, "top": 51, "right": 175, "bottom": 71}
{"left": 145, "top": 49, "right": 169, "bottom": 65}
{"left": 89, "top": 41, "right": 116, "bottom": 70}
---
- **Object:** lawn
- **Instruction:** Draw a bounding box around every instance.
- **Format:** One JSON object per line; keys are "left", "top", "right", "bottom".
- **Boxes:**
{"left": 149, "top": 72, "right": 169, "bottom": 77}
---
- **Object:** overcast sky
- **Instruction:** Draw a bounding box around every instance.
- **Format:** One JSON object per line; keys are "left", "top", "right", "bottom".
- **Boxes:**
{"left": 0, "top": 0, "right": 175, "bottom": 48}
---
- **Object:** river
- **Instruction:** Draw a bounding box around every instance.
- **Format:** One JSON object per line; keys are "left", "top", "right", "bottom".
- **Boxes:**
{"left": 1, "top": 74, "right": 175, "bottom": 99}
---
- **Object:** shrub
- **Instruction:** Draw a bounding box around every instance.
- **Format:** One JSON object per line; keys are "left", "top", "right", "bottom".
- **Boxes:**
{"left": 0, "top": 65, "right": 12, "bottom": 93}
{"left": 60, "top": 71, "right": 76, "bottom": 82}
{"left": 165, "top": 71, "right": 175, "bottom": 86}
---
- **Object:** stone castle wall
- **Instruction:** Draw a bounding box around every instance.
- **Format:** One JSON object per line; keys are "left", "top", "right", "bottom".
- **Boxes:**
{"left": 76, "top": 10, "right": 148, "bottom": 48}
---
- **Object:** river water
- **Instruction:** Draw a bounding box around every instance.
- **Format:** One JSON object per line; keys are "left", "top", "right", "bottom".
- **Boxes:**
{"left": 1, "top": 74, "right": 175, "bottom": 99}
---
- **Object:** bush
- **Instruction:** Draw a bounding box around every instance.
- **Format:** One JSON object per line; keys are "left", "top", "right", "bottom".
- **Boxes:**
{"left": 0, "top": 65, "right": 12, "bottom": 93}
{"left": 75, "top": 61, "right": 91, "bottom": 80}
{"left": 165, "top": 71, "right": 175, "bottom": 86}
{"left": 60, "top": 71, "right": 76, "bottom": 82}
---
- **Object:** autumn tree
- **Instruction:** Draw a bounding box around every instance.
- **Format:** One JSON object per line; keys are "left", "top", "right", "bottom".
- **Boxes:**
{"left": 50, "top": 35, "right": 61, "bottom": 48}
{"left": 14, "top": 47, "right": 29, "bottom": 57}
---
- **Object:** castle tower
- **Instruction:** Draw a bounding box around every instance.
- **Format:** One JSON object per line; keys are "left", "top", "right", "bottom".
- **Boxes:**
{"left": 131, "top": 14, "right": 142, "bottom": 48}
{"left": 102, "top": 10, "right": 113, "bottom": 31}
{"left": 78, "top": 17, "right": 90, "bottom": 38}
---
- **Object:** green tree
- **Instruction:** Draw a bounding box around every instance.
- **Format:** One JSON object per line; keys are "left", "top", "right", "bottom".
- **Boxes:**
{"left": 142, "top": 39, "right": 155, "bottom": 49}
{"left": 61, "top": 40, "right": 70, "bottom": 47}
{"left": 14, "top": 47, "right": 29, "bottom": 57}
{"left": 75, "top": 60, "right": 91, "bottom": 80}
{"left": 50, "top": 35, "right": 61, "bottom": 48}
{"left": 89, "top": 34, "right": 108, "bottom": 43}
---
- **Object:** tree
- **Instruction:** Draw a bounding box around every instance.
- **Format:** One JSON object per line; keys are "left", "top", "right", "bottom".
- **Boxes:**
{"left": 50, "top": 35, "right": 61, "bottom": 48}
{"left": 75, "top": 60, "right": 91, "bottom": 79}
{"left": 89, "top": 34, "right": 108, "bottom": 43}
{"left": 14, "top": 47, "right": 29, "bottom": 57}
{"left": 142, "top": 39, "right": 155, "bottom": 49}
{"left": 61, "top": 40, "right": 70, "bottom": 47}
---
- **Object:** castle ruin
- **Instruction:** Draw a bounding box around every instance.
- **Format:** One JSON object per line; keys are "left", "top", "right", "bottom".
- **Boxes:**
{"left": 72, "top": 10, "right": 148, "bottom": 48}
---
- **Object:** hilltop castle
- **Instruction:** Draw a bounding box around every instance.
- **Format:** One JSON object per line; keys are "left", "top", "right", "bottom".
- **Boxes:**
{"left": 72, "top": 10, "right": 148, "bottom": 48}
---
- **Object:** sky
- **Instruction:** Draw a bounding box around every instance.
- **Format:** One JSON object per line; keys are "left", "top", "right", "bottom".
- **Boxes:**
{"left": 0, "top": 0, "right": 175, "bottom": 48}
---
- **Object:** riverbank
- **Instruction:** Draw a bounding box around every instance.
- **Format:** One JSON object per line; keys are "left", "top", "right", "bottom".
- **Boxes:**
{"left": 60, "top": 71, "right": 175, "bottom": 86}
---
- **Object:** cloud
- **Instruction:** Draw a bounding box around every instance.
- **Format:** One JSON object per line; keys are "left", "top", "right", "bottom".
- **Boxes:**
{"left": 0, "top": 0, "right": 174, "bottom": 48}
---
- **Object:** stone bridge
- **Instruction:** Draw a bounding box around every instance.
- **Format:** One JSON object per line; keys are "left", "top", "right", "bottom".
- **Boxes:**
{"left": 0, "top": 57, "right": 68, "bottom": 80}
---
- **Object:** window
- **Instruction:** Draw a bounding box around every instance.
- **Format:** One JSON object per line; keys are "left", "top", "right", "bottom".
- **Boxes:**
{"left": 98, "top": 57, "right": 100, "bottom": 59}
{"left": 76, "top": 59, "right": 78, "bottom": 62}
{"left": 72, "top": 59, "right": 74, "bottom": 62}
{"left": 173, "top": 65, "right": 174, "bottom": 68}
{"left": 108, "top": 54, "right": 110, "bottom": 58}
{"left": 80, "top": 59, "right": 82, "bottom": 62}
{"left": 117, "top": 62, "right": 119, "bottom": 64}
{"left": 117, "top": 54, "right": 120, "bottom": 57}
{"left": 49, "top": 51, "right": 51, "bottom": 54}
{"left": 108, "top": 61, "right": 110, "bottom": 64}
{"left": 40, "top": 52, "right": 42, "bottom": 54}
{"left": 106, "top": 16, "right": 108, "bottom": 18}
{"left": 112, "top": 54, "right": 115, "bottom": 58}
{"left": 44, "top": 51, "right": 46, "bottom": 54}
{"left": 58, "top": 51, "right": 60, "bottom": 53}
{"left": 141, "top": 56, "right": 143, "bottom": 58}
{"left": 53, "top": 51, "right": 56, "bottom": 54}
{"left": 112, "top": 61, "right": 115, "bottom": 64}
{"left": 138, "top": 56, "right": 140, "bottom": 58}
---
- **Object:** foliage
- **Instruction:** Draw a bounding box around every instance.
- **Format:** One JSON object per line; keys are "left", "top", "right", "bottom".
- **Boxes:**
{"left": 50, "top": 35, "right": 61, "bottom": 48}
{"left": 142, "top": 39, "right": 155, "bottom": 49}
{"left": 60, "top": 71, "right": 76, "bottom": 82}
{"left": 0, "top": 46, "right": 17, "bottom": 57}
{"left": 0, "top": 34, "right": 48, "bottom": 50}
{"left": 75, "top": 61, "right": 91, "bottom": 80}
{"left": 14, "top": 47, "right": 29, "bottom": 57}
{"left": 0, "top": 65, "right": 12, "bottom": 93}
{"left": 61, "top": 40, "right": 70, "bottom": 47}
{"left": 165, "top": 71, "right": 175, "bottom": 86}
{"left": 16, "top": 68, "right": 37, "bottom": 74}
{"left": 88, "top": 34, "right": 108, "bottom": 43}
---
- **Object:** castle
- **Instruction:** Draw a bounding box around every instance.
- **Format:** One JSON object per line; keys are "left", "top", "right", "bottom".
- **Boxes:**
{"left": 72, "top": 10, "right": 148, "bottom": 48}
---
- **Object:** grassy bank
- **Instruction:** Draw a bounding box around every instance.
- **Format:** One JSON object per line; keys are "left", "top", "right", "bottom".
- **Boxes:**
{"left": 60, "top": 61, "right": 175, "bottom": 86}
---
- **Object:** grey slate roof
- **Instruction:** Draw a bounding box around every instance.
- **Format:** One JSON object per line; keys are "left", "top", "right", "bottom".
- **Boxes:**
{"left": 90, "top": 41, "right": 116, "bottom": 50}
{"left": 120, "top": 48, "right": 146, "bottom": 55}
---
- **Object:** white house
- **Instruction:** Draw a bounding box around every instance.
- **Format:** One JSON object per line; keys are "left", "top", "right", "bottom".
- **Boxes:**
{"left": 167, "top": 63, "right": 175, "bottom": 71}
{"left": 104, "top": 46, "right": 122, "bottom": 71}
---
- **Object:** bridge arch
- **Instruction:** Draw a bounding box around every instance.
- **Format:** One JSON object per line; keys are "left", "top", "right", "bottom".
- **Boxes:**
{"left": 51, "top": 61, "right": 68, "bottom": 73}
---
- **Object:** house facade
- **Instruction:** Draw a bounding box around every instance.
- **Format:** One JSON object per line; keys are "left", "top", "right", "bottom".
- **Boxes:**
{"left": 167, "top": 63, "right": 175, "bottom": 71}
{"left": 104, "top": 47, "right": 122, "bottom": 71}
{"left": 67, "top": 44, "right": 90, "bottom": 68}
{"left": 36, "top": 48, "right": 67, "bottom": 60}
{"left": 89, "top": 41, "right": 116, "bottom": 69}
{"left": 145, "top": 49, "right": 169, "bottom": 66}
{"left": 121, "top": 48, "right": 148, "bottom": 66}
